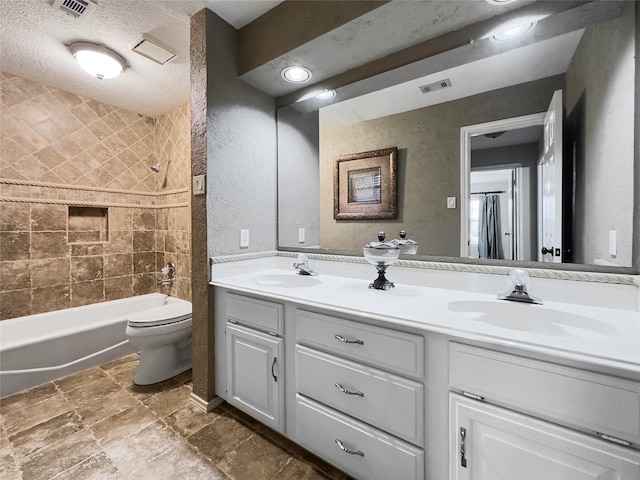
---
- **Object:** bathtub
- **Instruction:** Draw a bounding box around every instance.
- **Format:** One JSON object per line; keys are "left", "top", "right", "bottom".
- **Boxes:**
{"left": 0, "top": 293, "right": 178, "bottom": 398}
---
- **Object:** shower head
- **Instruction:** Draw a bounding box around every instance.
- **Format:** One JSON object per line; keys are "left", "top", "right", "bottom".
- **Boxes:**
{"left": 150, "top": 159, "right": 171, "bottom": 172}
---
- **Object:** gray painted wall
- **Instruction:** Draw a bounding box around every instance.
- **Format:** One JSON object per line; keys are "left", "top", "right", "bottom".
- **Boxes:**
{"left": 205, "top": 12, "right": 278, "bottom": 258}
{"left": 565, "top": 3, "right": 635, "bottom": 267}
{"left": 191, "top": 8, "right": 277, "bottom": 403}
{"left": 277, "top": 106, "right": 320, "bottom": 248}
{"left": 318, "top": 75, "right": 563, "bottom": 255}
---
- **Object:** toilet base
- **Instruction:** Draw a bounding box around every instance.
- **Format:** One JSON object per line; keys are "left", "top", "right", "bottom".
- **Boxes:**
{"left": 133, "top": 337, "right": 192, "bottom": 385}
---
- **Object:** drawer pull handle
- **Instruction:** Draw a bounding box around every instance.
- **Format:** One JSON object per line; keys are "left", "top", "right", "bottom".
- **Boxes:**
{"left": 335, "top": 438, "right": 364, "bottom": 457}
{"left": 335, "top": 383, "right": 364, "bottom": 397}
{"left": 335, "top": 334, "right": 364, "bottom": 345}
{"left": 271, "top": 357, "right": 278, "bottom": 382}
{"left": 460, "top": 427, "right": 467, "bottom": 468}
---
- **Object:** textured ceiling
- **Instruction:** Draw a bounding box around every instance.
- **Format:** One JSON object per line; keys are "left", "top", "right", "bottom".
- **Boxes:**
{"left": 320, "top": 30, "right": 584, "bottom": 127}
{"left": 240, "top": 0, "right": 538, "bottom": 97}
{"left": 0, "top": 0, "right": 283, "bottom": 117}
{"left": 0, "top": 0, "right": 597, "bottom": 119}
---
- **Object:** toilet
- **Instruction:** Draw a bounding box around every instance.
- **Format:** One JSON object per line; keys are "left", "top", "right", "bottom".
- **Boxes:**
{"left": 125, "top": 298, "right": 193, "bottom": 385}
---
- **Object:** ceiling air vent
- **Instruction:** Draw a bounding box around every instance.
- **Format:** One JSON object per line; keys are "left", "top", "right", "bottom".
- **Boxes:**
{"left": 52, "top": 0, "right": 97, "bottom": 18}
{"left": 419, "top": 79, "right": 452, "bottom": 94}
{"left": 131, "top": 34, "right": 177, "bottom": 65}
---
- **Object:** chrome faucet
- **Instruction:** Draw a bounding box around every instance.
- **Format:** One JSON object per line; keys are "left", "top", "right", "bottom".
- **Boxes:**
{"left": 498, "top": 269, "right": 542, "bottom": 305}
{"left": 293, "top": 254, "right": 318, "bottom": 276}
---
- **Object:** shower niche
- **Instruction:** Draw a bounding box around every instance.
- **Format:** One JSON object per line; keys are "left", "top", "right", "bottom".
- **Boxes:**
{"left": 67, "top": 206, "right": 109, "bottom": 244}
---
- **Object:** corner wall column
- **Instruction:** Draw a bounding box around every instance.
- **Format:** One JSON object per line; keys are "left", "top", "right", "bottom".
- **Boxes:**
{"left": 190, "top": 9, "right": 215, "bottom": 403}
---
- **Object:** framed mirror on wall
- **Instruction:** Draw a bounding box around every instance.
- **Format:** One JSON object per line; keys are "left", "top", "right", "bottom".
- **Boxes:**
{"left": 276, "top": 1, "right": 637, "bottom": 272}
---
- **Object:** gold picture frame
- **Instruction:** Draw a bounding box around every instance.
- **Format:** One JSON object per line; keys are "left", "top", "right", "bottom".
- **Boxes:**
{"left": 333, "top": 147, "right": 397, "bottom": 220}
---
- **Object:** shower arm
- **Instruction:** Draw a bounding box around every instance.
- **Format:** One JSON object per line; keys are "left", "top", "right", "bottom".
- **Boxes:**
{"left": 150, "top": 159, "right": 171, "bottom": 172}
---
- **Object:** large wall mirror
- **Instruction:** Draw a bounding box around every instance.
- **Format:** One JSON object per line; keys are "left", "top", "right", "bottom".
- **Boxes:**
{"left": 277, "top": 1, "right": 637, "bottom": 272}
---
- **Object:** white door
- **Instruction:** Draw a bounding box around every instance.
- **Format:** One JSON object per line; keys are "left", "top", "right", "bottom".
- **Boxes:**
{"left": 538, "top": 89, "right": 563, "bottom": 263}
{"left": 450, "top": 394, "right": 640, "bottom": 480}
{"left": 227, "top": 322, "right": 284, "bottom": 432}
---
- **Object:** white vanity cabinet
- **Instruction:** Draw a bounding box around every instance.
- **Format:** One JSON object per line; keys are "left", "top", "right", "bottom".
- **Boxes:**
{"left": 295, "top": 309, "right": 425, "bottom": 480}
{"left": 213, "top": 283, "right": 640, "bottom": 480}
{"left": 449, "top": 344, "right": 640, "bottom": 480}
{"left": 450, "top": 394, "right": 640, "bottom": 480}
{"left": 224, "top": 293, "right": 285, "bottom": 432}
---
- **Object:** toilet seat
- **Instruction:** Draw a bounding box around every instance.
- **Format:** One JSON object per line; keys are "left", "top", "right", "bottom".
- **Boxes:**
{"left": 127, "top": 303, "right": 192, "bottom": 328}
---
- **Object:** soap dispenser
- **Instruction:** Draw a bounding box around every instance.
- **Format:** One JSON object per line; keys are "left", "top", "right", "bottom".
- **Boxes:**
{"left": 363, "top": 232, "right": 400, "bottom": 290}
{"left": 392, "top": 230, "right": 419, "bottom": 255}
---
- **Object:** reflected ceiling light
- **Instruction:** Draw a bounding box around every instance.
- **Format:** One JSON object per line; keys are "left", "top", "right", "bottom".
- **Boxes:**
{"left": 281, "top": 65, "right": 312, "bottom": 83}
{"left": 68, "top": 41, "right": 127, "bottom": 79}
{"left": 486, "top": 0, "right": 518, "bottom": 4}
{"left": 315, "top": 89, "right": 336, "bottom": 100}
{"left": 491, "top": 20, "right": 536, "bottom": 41}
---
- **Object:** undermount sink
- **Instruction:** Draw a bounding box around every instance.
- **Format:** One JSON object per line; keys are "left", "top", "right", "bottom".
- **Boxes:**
{"left": 447, "top": 301, "right": 617, "bottom": 339}
{"left": 253, "top": 273, "right": 322, "bottom": 288}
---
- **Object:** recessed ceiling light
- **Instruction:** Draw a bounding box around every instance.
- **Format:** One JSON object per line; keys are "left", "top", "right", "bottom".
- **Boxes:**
{"left": 281, "top": 66, "right": 312, "bottom": 83}
{"left": 315, "top": 89, "right": 336, "bottom": 100}
{"left": 68, "top": 41, "right": 127, "bottom": 79}
{"left": 486, "top": 0, "right": 518, "bottom": 4}
{"left": 491, "top": 21, "right": 536, "bottom": 41}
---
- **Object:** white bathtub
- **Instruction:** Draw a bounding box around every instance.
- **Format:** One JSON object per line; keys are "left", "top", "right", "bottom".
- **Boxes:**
{"left": 0, "top": 293, "right": 178, "bottom": 398}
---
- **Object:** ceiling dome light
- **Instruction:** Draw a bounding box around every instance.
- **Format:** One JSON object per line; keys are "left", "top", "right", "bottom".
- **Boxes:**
{"left": 315, "top": 89, "right": 336, "bottom": 100}
{"left": 281, "top": 65, "right": 312, "bottom": 83}
{"left": 68, "top": 41, "right": 127, "bottom": 79}
{"left": 491, "top": 21, "right": 536, "bottom": 41}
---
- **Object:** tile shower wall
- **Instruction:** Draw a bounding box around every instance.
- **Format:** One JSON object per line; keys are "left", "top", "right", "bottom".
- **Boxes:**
{"left": 0, "top": 72, "right": 191, "bottom": 320}
{"left": 154, "top": 104, "right": 191, "bottom": 302}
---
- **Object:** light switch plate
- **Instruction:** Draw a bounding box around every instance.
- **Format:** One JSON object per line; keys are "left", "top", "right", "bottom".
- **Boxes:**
{"left": 609, "top": 230, "right": 617, "bottom": 256}
{"left": 193, "top": 175, "right": 205, "bottom": 195}
{"left": 298, "top": 228, "right": 305, "bottom": 243}
{"left": 240, "top": 229, "right": 249, "bottom": 248}
{"left": 447, "top": 196, "right": 456, "bottom": 209}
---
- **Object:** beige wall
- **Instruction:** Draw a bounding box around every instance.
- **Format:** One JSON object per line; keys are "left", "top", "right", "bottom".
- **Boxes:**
{"left": 0, "top": 72, "right": 191, "bottom": 320}
{"left": 319, "top": 75, "right": 564, "bottom": 255}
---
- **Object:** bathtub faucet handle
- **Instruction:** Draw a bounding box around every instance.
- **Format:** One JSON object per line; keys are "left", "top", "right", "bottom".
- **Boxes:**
{"left": 159, "top": 262, "right": 175, "bottom": 285}
{"left": 161, "top": 262, "right": 175, "bottom": 279}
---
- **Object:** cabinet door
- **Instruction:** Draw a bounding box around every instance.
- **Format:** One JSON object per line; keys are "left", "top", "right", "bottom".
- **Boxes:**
{"left": 450, "top": 393, "right": 640, "bottom": 480}
{"left": 227, "top": 323, "right": 284, "bottom": 432}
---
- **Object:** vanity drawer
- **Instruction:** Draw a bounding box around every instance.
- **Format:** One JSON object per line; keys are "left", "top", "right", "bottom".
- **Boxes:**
{"left": 296, "top": 309, "right": 424, "bottom": 378}
{"left": 450, "top": 343, "right": 640, "bottom": 446}
{"left": 296, "top": 394, "right": 424, "bottom": 480}
{"left": 296, "top": 345, "right": 424, "bottom": 446}
{"left": 226, "top": 293, "right": 283, "bottom": 335}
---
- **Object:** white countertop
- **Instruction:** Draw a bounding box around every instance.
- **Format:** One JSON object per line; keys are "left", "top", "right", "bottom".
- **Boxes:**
{"left": 211, "top": 256, "right": 640, "bottom": 375}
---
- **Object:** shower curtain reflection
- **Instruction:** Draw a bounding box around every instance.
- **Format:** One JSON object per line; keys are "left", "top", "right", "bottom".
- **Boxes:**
{"left": 478, "top": 194, "right": 504, "bottom": 259}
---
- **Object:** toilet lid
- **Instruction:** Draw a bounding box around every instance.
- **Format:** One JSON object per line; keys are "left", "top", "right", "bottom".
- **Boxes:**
{"left": 127, "top": 303, "right": 192, "bottom": 328}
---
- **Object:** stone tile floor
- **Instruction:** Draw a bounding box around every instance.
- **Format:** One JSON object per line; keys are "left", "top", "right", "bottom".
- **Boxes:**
{"left": 0, "top": 354, "right": 352, "bottom": 480}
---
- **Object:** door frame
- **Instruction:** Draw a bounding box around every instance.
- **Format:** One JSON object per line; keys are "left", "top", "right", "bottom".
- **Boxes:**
{"left": 460, "top": 113, "right": 546, "bottom": 257}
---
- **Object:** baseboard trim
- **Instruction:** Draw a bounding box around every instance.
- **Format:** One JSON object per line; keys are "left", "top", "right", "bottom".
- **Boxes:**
{"left": 189, "top": 392, "right": 224, "bottom": 412}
